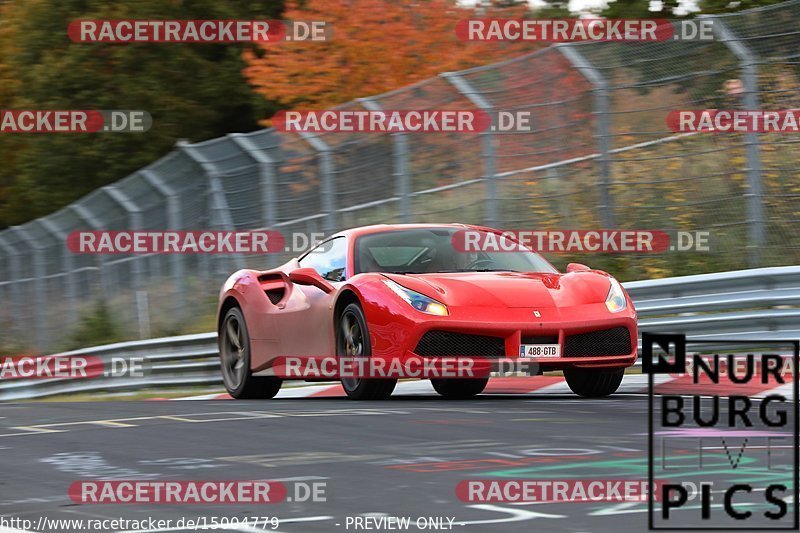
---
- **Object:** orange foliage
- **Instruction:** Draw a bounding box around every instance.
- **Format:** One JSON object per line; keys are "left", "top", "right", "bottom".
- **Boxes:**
{"left": 244, "top": 0, "right": 536, "bottom": 118}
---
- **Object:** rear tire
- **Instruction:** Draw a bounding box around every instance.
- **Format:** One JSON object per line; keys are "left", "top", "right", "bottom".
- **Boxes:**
{"left": 431, "top": 377, "right": 489, "bottom": 399}
{"left": 563, "top": 368, "right": 624, "bottom": 398}
{"left": 337, "top": 303, "right": 397, "bottom": 400}
{"left": 219, "top": 307, "right": 282, "bottom": 399}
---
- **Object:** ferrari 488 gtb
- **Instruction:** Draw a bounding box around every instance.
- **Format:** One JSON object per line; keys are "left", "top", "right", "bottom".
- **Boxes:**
{"left": 218, "top": 224, "right": 637, "bottom": 400}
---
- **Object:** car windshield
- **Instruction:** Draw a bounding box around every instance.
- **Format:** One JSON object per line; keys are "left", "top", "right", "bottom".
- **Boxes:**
{"left": 354, "top": 228, "right": 558, "bottom": 275}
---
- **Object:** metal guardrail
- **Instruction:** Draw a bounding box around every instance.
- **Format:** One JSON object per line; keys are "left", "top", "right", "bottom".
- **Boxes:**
{"left": 1, "top": 266, "right": 798, "bottom": 401}
{"left": 627, "top": 265, "right": 800, "bottom": 340}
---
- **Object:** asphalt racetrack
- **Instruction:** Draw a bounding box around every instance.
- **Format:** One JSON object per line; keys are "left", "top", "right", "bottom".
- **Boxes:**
{"left": 0, "top": 388, "right": 795, "bottom": 532}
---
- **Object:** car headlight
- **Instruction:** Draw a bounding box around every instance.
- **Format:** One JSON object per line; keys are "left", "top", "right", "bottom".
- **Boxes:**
{"left": 605, "top": 278, "right": 627, "bottom": 313}
{"left": 384, "top": 279, "right": 448, "bottom": 316}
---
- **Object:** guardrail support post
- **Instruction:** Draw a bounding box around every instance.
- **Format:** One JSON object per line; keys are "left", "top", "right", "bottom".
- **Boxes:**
{"left": 442, "top": 72, "right": 499, "bottom": 227}
{"left": 706, "top": 15, "right": 764, "bottom": 268}
{"left": 557, "top": 44, "right": 616, "bottom": 229}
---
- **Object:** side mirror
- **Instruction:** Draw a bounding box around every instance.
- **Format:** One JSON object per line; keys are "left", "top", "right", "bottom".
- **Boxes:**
{"left": 566, "top": 262, "right": 591, "bottom": 273}
{"left": 289, "top": 267, "right": 335, "bottom": 293}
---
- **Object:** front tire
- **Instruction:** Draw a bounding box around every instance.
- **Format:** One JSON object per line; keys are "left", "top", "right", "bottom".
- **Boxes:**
{"left": 336, "top": 303, "right": 396, "bottom": 400}
{"left": 563, "top": 368, "right": 624, "bottom": 398}
{"left": 219, "top": 307, "right": 282, "bottom": 399}
{"left": 431, "top": 377, "right": 489, "bottom": 399}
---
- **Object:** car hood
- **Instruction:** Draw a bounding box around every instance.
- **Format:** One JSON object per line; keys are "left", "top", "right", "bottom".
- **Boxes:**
{"left": 381, "top": 271, "right": 612, "bottom": 308}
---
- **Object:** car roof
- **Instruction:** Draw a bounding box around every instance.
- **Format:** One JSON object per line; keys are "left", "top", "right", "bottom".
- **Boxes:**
{"left": 331, "top": 223, "right": 482, "bottom": 240}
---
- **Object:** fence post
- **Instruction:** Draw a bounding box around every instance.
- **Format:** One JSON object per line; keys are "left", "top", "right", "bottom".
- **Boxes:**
{"left": 557, "top": 44, "right": 616, "bottom": 229}
{"left": 359, "top": 98, "right": 411, "bottom": 223}
{"left": 177, "top": 141, "right": 245, "bottom": 274}
{"left": 0, "top": 234, "right": 21, "bottom": 339}
{"left": 69, "top": 204, "right": 111, "bottom": 301}
{"left": 103, "top": 186, "right": 144, "bottom": 292}
{"left": 228, "top": 133, "right": 278, "bottom": 230}
{"left": 706, "top": 15, "right": 764, "bottom": 267}
{"left": 141, "top": 169, "right": 186, "bottom": 315}
{"left": 298, "top": 132, "right": 337, "bottom": 233}
{"left": 442, "top": 72, "right": 498, "bottom": 227}
{"left": 37, "top": 218, "right": 76, "bottom": 319}
{"left": 8, "top": 226, "right": 47, "bottom": 350}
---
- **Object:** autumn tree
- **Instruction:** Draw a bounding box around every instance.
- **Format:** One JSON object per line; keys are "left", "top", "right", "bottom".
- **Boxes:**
{"left": 244, "top": 0, "right": 536, "bottom": 113}
{"left": 0, "top": 0, "right": 283, "bottom": 228}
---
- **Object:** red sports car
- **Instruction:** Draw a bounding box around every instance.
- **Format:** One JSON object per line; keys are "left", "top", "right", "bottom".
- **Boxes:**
{"left": 217, "top": 224, "right": 638, "bottom": 400}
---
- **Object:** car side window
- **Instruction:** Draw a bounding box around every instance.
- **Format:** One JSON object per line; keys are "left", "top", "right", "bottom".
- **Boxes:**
{"left": 298, "top": 237, "right": 347, "bottom": 282}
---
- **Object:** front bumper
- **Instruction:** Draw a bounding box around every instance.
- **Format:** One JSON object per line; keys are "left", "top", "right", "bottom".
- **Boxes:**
{"left": 369, "top": 304, "right": 638, "bottom": 370}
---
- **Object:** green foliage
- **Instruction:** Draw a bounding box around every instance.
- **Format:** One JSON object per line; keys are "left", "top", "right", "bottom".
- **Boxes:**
{"left": 533, "top": 4, "right": 575, "bottom": 17}
{"left": 0, "top": 0, "right": 284, "bottom": 228}
{"left": 600, "top": 0, "right": 681, "bottom": 19}
{"left": 67, "top": 300, "right": 123, "bottom": 350}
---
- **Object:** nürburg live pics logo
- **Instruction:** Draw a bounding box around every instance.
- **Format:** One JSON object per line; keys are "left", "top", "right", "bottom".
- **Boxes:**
{"left": 644, "top": 333, "right": 799, "bottom": 530}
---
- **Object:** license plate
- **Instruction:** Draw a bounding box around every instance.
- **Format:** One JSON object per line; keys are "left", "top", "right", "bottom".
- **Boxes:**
{"left": 519, "top": 344, "right": 561, "bottom": 358}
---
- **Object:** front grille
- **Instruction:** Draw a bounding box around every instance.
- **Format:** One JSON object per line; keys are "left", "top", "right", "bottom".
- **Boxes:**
{"left": 564, "top": 327, "right": 631, "bottom": 357}
{"left": 415, "top": 331, "right": 505, "bottom": 358}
